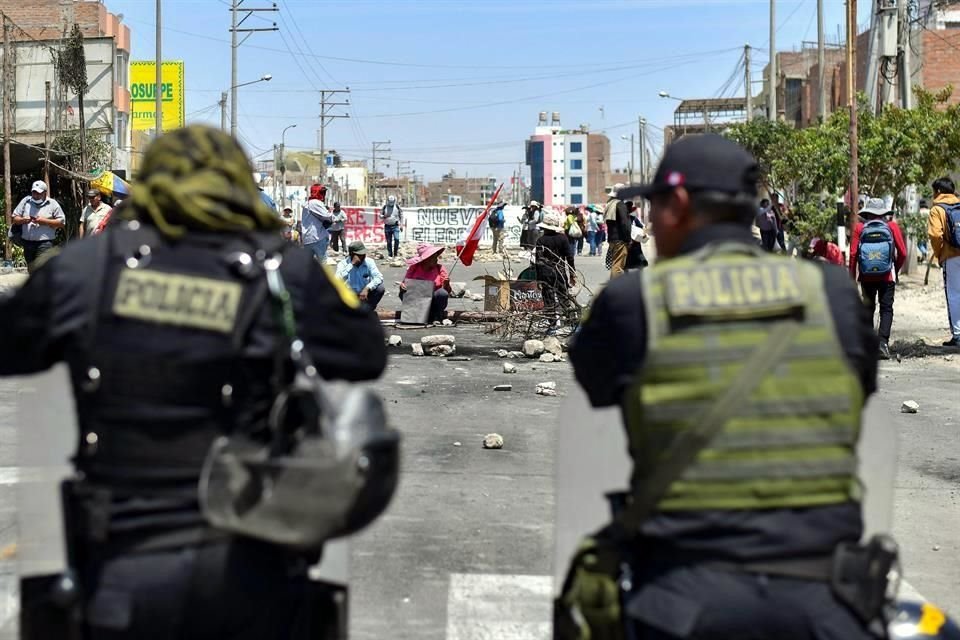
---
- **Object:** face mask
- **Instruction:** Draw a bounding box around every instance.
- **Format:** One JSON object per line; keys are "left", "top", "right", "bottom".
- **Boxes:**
{"left": 31, "top": 197, "right": 44, "bottom": 205}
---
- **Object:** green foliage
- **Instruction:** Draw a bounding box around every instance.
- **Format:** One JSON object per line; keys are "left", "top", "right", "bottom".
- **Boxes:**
{"left": 51, "top": 129, "right": 111, "bottom": 173}
{"left": 726, "top": 87, "right": 960, "bottom": 246}
{"left": 55, "top": 24, "right": 87, "bottom": 96}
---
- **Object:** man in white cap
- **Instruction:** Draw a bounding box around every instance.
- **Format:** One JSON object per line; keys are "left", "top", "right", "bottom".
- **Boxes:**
{"left": 12, "top": 180, "right": 64, "bottom": 271}
{"left": 603, "top": 183, "right": 631, "bottom": 277}
{"left": 380, "top": 194, "right": 403, "bottom": 258}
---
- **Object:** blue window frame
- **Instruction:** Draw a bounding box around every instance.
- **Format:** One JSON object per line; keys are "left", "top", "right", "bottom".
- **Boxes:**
{"left": 570, "top": 142, "right": 582, "bottom": 153}
{"left": 570, "top": 194, "right": 583, "bottom": 204}
{"left": 570, "top": 159, "right": 583, "bottom": 170}
{"left": 570, "top": 176, "right": 583, "bottom": 187}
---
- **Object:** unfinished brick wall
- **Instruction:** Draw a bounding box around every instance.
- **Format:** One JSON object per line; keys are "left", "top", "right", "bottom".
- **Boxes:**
{"left": 0, "top": 0, "right": 106, "bottom": 42}
{"left": 922, "top": 29, "right": 960, "bottom": 104}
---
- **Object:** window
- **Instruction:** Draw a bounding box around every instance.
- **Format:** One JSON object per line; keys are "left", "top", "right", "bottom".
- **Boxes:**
{"left": 570, "top": 159, "right": 583, "bottom": 170}
{"left": 570, "top": 177, "right": 583, "bottom": 187}
{"left": 570, "top": 194, "right": 583, "bottom": 204}
{"left": 570, "top": 142, "right": 582, "bottom": 153}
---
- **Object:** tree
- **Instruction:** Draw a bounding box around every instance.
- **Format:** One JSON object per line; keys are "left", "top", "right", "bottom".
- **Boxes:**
{"left": 55, "top": 24, "right": 88, "bottom": 171}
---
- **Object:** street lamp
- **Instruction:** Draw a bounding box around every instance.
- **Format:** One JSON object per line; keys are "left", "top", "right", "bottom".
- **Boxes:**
{"left": 659, "top": 90, "right": 710, "bottom": 132}
{"left": 223, "top": 74, "right": 273, "bottom": 133}
{"left": 620, "top": 134, "right": 635, "bottom": 184}
{"left": 280, "top": 123, "right": 297, "bottom": 208}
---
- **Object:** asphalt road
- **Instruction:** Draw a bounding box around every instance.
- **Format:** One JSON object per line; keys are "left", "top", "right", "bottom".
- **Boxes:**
{"left": 0, "top": 244, "right": 958, "bottom": 638}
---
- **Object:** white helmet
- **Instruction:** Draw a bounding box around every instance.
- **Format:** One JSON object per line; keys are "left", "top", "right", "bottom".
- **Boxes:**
{"left": 388, "top": 195, "right": 397, "bottom": 203}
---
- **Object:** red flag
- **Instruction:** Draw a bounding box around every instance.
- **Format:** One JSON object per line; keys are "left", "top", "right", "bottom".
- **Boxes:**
{"left": 456, "top": 183, "right": 503, "bottom": 267}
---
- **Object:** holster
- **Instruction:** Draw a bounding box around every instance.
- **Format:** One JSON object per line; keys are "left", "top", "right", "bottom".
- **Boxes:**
{"left": 554, "top": 527, "right": 628, "bottom": 640}
{"left": 830, "top": 534, "right": 900, "bottom": 626}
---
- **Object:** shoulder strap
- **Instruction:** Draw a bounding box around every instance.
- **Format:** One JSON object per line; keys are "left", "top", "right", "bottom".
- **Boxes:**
{"left": 616, "top": 320, "right": 803, "bottom": 534}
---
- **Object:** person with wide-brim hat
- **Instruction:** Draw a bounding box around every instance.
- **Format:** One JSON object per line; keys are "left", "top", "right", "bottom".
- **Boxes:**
{"left": 400, "top": 243, "right": 452, "bottom": 322}
{"left": 534, "top": 211, "right": 575, "bottom": 329}
{"left": 336, "top": 240, "right": 385, "bottom": 310}
{"left": 848, "top": 197, "right": 907, "bottom": 360}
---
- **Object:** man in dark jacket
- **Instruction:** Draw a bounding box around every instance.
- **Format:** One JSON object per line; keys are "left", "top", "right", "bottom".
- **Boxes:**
{"left": 1, "top": 126, "right": 388, "bottom": 639}
{"left": 535, "top": 210, "right": 575, "bottom": 326}
{"left": 603, "top": 184, "right": 631, "bottom": 278}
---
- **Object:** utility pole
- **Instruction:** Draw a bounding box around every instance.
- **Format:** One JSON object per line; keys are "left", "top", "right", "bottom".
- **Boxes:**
{"left": 272, "top": 144, "right": 279, "bottom": 204}
{"left": 638, "top": 117, "right": 647, "bottom": 183}
{"left": 768, "top": 0, "right": 777, "bottom": 120}
{"left": 628, "top": 134, "right": 635, "bottom": 184}
{"left": 817, "top": 0, "right": 827, "bottom": 120}
{"left": 744, "top": 44, "right": 753, "bottom": 121}
{"left": 318, "top": 88, "right": 350, "bottom": 183}
{"left": 220, "top": 92, "right": 228, "bottom": 131}
{"left": 370, "top": 140, "right": 391, "bottom": 206}
{"left": 229, "top": 0, "right": 278, "bottom": 139}
{"left": 898, "top": 0, "right": 913, "bottom": 109}
{"left": 44, "top": 81, "right": 51, "bottom": 188}
{"left": 2, "top": 19, "right": 10, "bottom": 260}
{"left": 847, "top": 0, "right": 859, "bottom": 240}
{"left": 155, "top": 0, "right": 162, "bottom": 136}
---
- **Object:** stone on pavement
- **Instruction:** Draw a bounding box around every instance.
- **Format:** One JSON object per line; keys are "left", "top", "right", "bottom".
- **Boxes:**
{"left": 543, "top": 337, "right": 563, "bottom": 356}
{"left": 536, "top": 381, "right": 557, "bottom": 397}
{"left": 539, "top": 353, "right": 557, "bottom": 363}
{"left": 469, "top": 293, "right": 484, "bottom": 302}
{"left": 442, "top": 319, "right": 454, "bottom": 326}
{"left": 503, "top": 362, "right": 517, "bottom": 374}
{"left": 496, "top": 349, "right": 509, "bottom": 358}
{"left": 411, "top": 343, "right": 425, "bottom": 357}
{"left": 483, "top": 433, "right": 504, "bottom": 450}
{"left": 494, "top": 384, "right": 513, "bottom": 391}
{"left": 428, "top": 344, "right": 456, "bottom": 357}
{"left": 509, "top": 351, "right": 525, "bottom": 359}
{"left": 421, "top": 335, "right": 456, "bottom": 348}
{"left": 523, "top": 340, "right": 545, "bottom": 358}
{"left": 901, "top": 400, "right": 920, "bottom": 414}
{"left": 388, "top": 335, "right": 403, "bottom": 347}
{"left": 450, "top": 282, "right": 468, "bottom": 298}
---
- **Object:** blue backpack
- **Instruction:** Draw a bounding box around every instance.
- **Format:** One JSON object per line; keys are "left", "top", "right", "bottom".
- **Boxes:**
{"left": 858, "top": 220, "right": 895, "bottom": 275}
{"left": 943, "top": 203, "right": 960, "bottom": 248}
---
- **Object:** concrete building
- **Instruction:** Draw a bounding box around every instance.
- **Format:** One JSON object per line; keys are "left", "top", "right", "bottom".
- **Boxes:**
{"left": 424, "top": 170, "right": 497, "bottom": 206}
{"left": 330, "top": 163, "right": 369, "bottom": 206}
{"left": 525, "top": 112, "right": 610, "bottom": 206}
{"left": 0, "top": 0, "right": 132, "bottom": 172}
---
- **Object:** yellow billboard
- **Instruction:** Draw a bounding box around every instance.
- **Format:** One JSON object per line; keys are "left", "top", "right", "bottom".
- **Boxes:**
{"left": 130, "top": 61, "right": 185, "bottom": 131}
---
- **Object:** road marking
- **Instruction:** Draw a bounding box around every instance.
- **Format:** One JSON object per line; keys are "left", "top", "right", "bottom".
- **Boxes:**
{"left": 446, "top": 573, "right": 552, "bottom": 640}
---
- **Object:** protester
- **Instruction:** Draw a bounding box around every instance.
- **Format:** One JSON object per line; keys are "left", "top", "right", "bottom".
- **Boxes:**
{"left": 771, "top": 192, "right": 789, "bottom": 253}
{"left": 280, "top": 206, "right": 298, "bottom": 243}
{"left": 562, "top": 206, "right": 585, "bottom": 257}
{"left": 534, "top": 211, "right": 575, "bottom": 325}
{"left": 603, "top": 184, "right": 631, "bottom": 277}
{"left": 625, "top": 204, "right": 649, "bottom": 270}
{"left": 755, "top": 198, "right": 778, "bottom": 252}
{"left": 336, "top": 241, "right": 385, "bottom": 311}
{"left": 12, "top": 180, "right": 64, "bottom": 272}
{"left": 489, "top": 201, "right": 507, "bottom": 254}
{"left": 928, "top": 177, "right": 960, "bottom": 348}
{"left": 849, "top": 197, "right": 908, "bottom": 359}
{"left": 400, "top": 243, "right": 451, "bottom": 323}
{"left": 917, "top": 199, "right": 931, "bottom": 264}
{"left": 301, "top": 184, "right": 333, "bottom": 261}
{"left": 330, "top": 202, "right": 347, "bottom": 253}
{"left": 810, "top": 237, "right": 844, "bottom": 265}
{"left": 80, "top": 188, "right": 112, "bottom": 238}
{"left": 520, "top": 201, "right": 543, "bottom": 249}
{"left": 380, "top": 195, "right": 403, "bottom": 258}
{"left": 584, "top": 205, "right": 602, "bottom": 256}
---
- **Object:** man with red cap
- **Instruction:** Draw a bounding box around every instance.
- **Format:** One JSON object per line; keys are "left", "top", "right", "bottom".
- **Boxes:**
{"left": 301, "top": 183, "right": 333, "bottom": 260}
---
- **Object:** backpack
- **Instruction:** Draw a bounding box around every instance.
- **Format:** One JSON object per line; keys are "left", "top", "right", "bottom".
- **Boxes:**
{"left": 568, "top": 219, "right": 583, "bottom": 239}
{"left": 942, "top": 203, "right": 960, "bottom": 248}
{"left": 489, "top": 208, "right": 504, "bottom": 229}
{"left": 857, "top": 220, "right": 895, "bottom": 275}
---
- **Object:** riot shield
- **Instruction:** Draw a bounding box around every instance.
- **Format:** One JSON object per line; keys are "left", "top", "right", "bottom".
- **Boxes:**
{"left": 8, "top": 364, "right": 76, "bottom": 639}
{"left": 553, "top": 388, "right": 897, "bottom": 589}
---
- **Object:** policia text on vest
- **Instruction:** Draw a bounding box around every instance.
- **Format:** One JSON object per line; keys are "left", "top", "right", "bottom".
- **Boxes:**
{"left": 664, "top": 262, "right": 803, "bottom": 315}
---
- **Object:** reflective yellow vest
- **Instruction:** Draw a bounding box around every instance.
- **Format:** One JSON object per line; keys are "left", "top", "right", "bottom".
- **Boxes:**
{"left": 623, "top": 243, "right": 863, "bottom": 511}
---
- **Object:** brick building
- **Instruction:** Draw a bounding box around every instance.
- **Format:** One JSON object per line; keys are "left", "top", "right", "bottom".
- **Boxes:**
{"left": 525, "top": 112, "right": 611, "bottom": 206}
{"left": 424, "top": 171, "right": 497, "bottom": 206}
{"left": 0, "top": 0, "right": 132, "bottom": 171}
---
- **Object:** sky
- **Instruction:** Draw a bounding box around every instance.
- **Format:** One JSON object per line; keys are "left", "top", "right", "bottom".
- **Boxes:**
{"left": 110, "top": 0, "right": 867, "bottom": 181}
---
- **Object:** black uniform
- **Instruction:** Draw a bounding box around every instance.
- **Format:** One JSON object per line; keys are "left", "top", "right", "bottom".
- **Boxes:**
{"left": 535, "top": 231, "right": 574, "bottom": 311}
{"left": 570, "top": 224, "right": 879, "bottom": 639}
{"left": 1, "top": 223, "right": 387, "bottom": 639}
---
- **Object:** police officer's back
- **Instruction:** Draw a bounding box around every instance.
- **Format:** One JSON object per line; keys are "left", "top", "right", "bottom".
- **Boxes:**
{"left": 0, "top": 126, "right": 387, "bottom": 638}
{"left": 568, "top": 135, "right": 879, "bottom": 639}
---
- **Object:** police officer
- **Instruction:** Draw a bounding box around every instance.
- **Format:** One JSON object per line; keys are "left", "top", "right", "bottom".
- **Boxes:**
{"left": 568, "top": 135, "right": 879, "bottom": 639}
{"left": 0, "top": 126, "right": 388, "bottom": 639}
